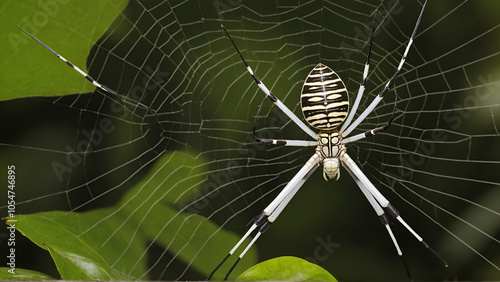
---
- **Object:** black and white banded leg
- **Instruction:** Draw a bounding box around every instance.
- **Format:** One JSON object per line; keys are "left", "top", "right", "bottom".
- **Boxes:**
{"left": 340, "top": 19, "right": 375, "bottom": 133}
{"left": 221, "top": 25, "right": 318, "bottom": 141}
{"left": 17, "top": 25, "right": 153, "bottom": 112}
{"left": 253, "top": 95, "right": 317, "bottom": 147}
{"left": 342, "top": 0, "right": 426, "bottom": 138}
{"left": 341, "top": 152, "right": 448, "bottom": 269}
{"left": 207, "top": 152, "right": 322, "bottom": 280}
{"left": 343, "top": 90, "right": 398, "bottom": 144}
{"left": 342, "top": 154, "right": 412, "bottom": 278}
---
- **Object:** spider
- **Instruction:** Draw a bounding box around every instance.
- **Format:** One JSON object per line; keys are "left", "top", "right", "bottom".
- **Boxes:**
{"left": 17, "top": 1, "right": 444, "bottom": 279}
{"left": 209, "top": 0, "right": 447, "bottom": 280}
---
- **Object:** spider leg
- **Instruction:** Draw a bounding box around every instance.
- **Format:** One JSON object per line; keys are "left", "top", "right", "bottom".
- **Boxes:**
{"left": 343, "top": 90, "right": 397, "bottom": 144}
{"left": 221, "top": 25, "right": 317, "bottom": 140}
{"left": 342, "top": 0, "right": 427, "bottom": 138}
{"left": 342, "top": 154, "right": 413, "bottom": 279}
{"left": 253, "top": 96, "right": 316, "bottom": 146}
{"left": 265, "top": 152, "right": 321, "bottom": 221}
{"left": 340, "top": 14, "right": 375, "bottom": 132}
{"left": 208, "top": 152, "right": 322, "bottom": 280}
{"left": 344, "top": 163, "right": 403, "bottom": 255}
{"left": 341, "top": 152, "right": 448, "bottom": 268}
{"left": 17, "top": 26, "right": 153, "bottom": 112}
{"left": 256, "top": 139, "right": 317, "bottom": 147}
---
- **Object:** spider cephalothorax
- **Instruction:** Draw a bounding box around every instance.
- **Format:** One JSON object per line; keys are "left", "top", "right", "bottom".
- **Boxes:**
{"left": 317, "top": 131, "right": 344, "bottom": 180}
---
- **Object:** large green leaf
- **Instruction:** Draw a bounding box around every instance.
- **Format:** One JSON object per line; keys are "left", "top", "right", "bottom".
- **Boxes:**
{"left": 0, "top": 0, "right": 128, "bottom": 101}
{"left": 9, "top": 150, "right": 257, "bottom": 280}
{"left": 114, "top": 151, "right": 258, "bottom": 279}
{"left": 10, "top": 210, "right": 140, "bottom": 280}
{"left": 237, "top": 256, "right": 338, "bottom": 281}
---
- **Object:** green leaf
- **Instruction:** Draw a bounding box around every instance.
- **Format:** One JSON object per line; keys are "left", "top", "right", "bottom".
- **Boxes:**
{"left": 0, "top": 267, "right": 56, "bottom": 280}
{"left": 116, "top": 150, "right": 258, "bottom": 279}
{"left": 237, "top": 256, "right": 338, "bottom": 281}
{"left": 10, "top": 211, "right": 139, "bottom": 280}
{"left": 124, "top": 150, "right": 207, "bottom": 204}
{"left": 0, "top": 0, "right": 128, "bottom": 101}
{"left": 46, "top": 242, "right": 142, "bottom": 280}
{"left": 9, "top": 150, "right": 257, "bottom": 280}
{"left": 45, "top": 244, "right": 117, "bottom": 280}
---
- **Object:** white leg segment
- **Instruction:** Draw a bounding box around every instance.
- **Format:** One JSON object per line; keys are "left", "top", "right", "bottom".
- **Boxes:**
{"left": 235, "top": 152, "right": 320, "bottom": 265}
{"left": 264, "top": 152, "right": 322, "bottom": 215}
{"left": 342, "top": 95, "right": 383, "bottom": 138}
{"left": 274, "top": 100, "right": 318, "bottom": 140}
{"left": 342, "top": 90, "right": 398, "bottom": 144}
{"left": 239, "top": 231, "right": 262, "bottom": 258}
{"left": 235, "top": 153, "right": 319, "bottom": 259}
{"left": 257, "top": 139, "right": 317, "bottom": 147}
{"left": 340, "top": 152, "right": 389, "bottom": 207}
{"left": 225, "top": 151, "right": 316, "bottom": 258}
{"left": 268, "top": 159, "right": 320, "bottom": 222}
{"left": 341, "top": 75, "right": 367, "bottom": 132}
{"left": 342, "top": 47, "right": 371, "bottom": 132}
{"left": 229, "top": 223, "right": 257, "bottom": 255}
{"left": 341, "top": 152, "right": 425, "bottom": 239}
{"left": 342, "top": 132, "right": 366, "bottom": 144}
{"left": 342, "top": 158, "right": 403, "bottom": 256}
{"left": 222, "top": 25, "right": 317, "bottom": 140}
{"left": 284, "top": 140, "right": 317, "bottom": 146}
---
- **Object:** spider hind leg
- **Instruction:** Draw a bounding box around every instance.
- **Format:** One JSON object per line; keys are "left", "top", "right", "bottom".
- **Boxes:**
{"left": 208, "top": 153, "right": 321, "bottom": 280}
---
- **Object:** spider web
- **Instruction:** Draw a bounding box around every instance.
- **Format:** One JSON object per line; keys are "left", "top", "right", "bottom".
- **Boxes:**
{"left": 1, "top": 0, "right": 500, "bottom": 280}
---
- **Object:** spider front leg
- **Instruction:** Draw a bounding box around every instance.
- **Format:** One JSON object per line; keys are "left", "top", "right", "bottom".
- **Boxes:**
{"left": 342, "top": 90, "right": 397, "bottom": 144}
{"left": 222, "top": 25, "right": 318, "bottom": 141}
{"left": 253, "top": 96, "right": 317, "bottom": 147}
{"left": 342, "top": 0, "right": 427, "bottom": 138}
{"left": 17, "top": 26, "right": 154, "bottom": 112}
{"left": 341, "top": 13, "right": 375, "bottom": 133}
